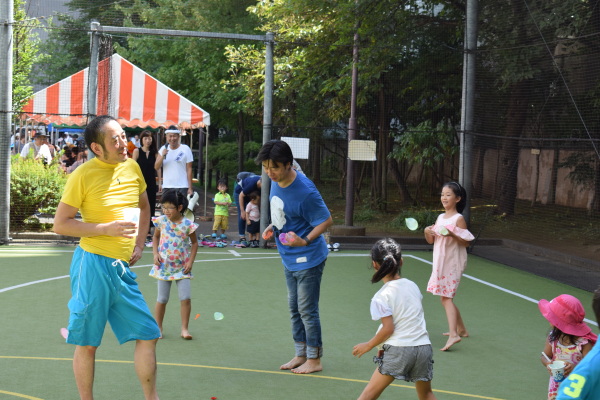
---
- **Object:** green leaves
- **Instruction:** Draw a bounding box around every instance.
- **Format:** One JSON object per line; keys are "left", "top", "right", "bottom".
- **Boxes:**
{"left": 9, "top": 156, "right": 68, "bottom": 229}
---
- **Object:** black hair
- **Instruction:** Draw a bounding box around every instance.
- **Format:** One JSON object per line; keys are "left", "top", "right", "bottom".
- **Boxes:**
{"left": 370, "top": 238, "right": 402, "bottom": 283}
{"left": 249, "top": 191, "right": 260, "bottom": 201}
{"left": 85, "top": 115, "right": 116, "bottom": 156}
{"left": 255, "top": 139, "right": 294, "bottom": 167}
{"left": 161, "top": 190, "right": 189, "bottom": 213}
{"left": 139, "top": 130, "right": 157, "bottom": 154}
{"left": 443, "top": 181, "right": 467, "bottom": 213}
{"left": 593, "top": 286, "right": 600, "bottom": 325}
{"left": 548, "top": 326, "right": 578, "bottom": 346}
{"left": 217, "top": 179, "right": 228, "bottom": 190}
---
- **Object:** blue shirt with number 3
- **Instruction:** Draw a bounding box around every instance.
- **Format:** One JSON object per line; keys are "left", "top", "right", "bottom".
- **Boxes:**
{"left": 557, "top": 340, "right": 600, "bottom": 399}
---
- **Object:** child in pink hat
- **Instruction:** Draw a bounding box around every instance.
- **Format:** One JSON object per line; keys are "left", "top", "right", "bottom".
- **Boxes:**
{"left": 539, "top": 294, "right": 597, "bottom": 400}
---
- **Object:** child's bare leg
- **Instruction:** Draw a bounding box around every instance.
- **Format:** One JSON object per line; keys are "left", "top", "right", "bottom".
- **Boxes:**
{"left": 443, "top": 305, "right": 468, "bottom": 337}
{"left": 415, "top": 380, "right": 437, "bottom": 400}
{"left": 357, "top": 368, "right": 395, "bottom": 400}
{"left": 280, "top": 356, "right": 306, "bottom": 370}
{"left": 154, "top": 302, "right": 166, "bottom": 338}
{"left": 180, "top": 299, "right": 192, "bottom": 339}
{"left": 440, "top": 296, "right": 461, "bottom": 351}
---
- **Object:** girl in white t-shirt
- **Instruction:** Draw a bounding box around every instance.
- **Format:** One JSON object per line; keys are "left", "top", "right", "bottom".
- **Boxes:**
{"left": 352, "top": 238, "right": 437, "bottom": 400}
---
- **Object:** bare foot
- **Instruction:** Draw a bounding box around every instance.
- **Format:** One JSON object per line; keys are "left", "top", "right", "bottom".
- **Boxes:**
{"left": 280, "top": 356, "right": 306, "bottom": 370}
{"left": 181, "top": 329, "right": 192, "bottom": 340}
{"left": 443, "top": 331, "right": 469, "bottom": 337}
{"left": 441, "top": 336, "right": 461, "bottom": 351}
{"left": 291, "top": 358, "right": 323, "bottom": 374}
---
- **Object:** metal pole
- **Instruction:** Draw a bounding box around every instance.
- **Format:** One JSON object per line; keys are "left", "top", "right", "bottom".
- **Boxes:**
{"left": 459, "top": 0, "right": 478, "bottom": 224}
{"left": 87, "top": 21, "right": 100, "bottom": 121}
{"left": 203, "top": 126, "right": 209, "bottom": 217}
{"left": 260, "top": 32, "right": 274, "bottom": 246}
{"left": 0, "top": 0, "right": 14, "bottom": 244}
{"left": 345, "top": 31, "right": 359, "bottom": 227}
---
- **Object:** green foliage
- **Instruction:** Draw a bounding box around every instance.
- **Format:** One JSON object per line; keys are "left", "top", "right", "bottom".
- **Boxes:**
{"left": 10, "top": 156, "right": 68, "bottom": 230}
{"left": 13, "top": 0, "right": 41, "bottom": 112}
{"left": 353, "top": 204, "right": 378, "bottom": 222}
{"left": 389, "top": 208, "right": 439, "bottom": 232}
{"left": 210, "top": 140, "right": 262, "bottom": 176}
{"left": 34, "top": 15, "right": 90, "bottom": 87}
{"left": 390, "top": 120, "right": 457, "bottom": 167}
{"left": 558, "top": 153, "right": 596, "bottom": 190}
{"left": 117, "top": 0, "right": 261, "bottom": 133}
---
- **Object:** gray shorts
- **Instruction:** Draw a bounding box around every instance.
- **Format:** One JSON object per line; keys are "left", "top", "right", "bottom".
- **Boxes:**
{"left": 373, "top": 344, "right": 434, "bottom": 382}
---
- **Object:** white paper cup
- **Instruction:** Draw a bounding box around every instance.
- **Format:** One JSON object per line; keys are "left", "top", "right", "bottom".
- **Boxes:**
{"left": 549, "top": 361, "right": 566, "bottom": 382}
{"left": 122, "top": 207, "right": 140, "bottom": 236}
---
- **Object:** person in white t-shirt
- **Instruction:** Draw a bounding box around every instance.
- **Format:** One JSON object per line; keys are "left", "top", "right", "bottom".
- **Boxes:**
{"left": 20, "top": 132, "right": 53, "bottom": 164}
{"left": 155, "top": 126, "right": 194, "bottom": 200}
{"left": 352, "top": 238, "right": 437, "bottom": 400}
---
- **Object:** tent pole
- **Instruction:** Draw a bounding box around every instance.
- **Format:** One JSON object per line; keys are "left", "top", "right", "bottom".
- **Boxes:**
{"left": 203, "top": 126, "right": 209, "bottom": 218}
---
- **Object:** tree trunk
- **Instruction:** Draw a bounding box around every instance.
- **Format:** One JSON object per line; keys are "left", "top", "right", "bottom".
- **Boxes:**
{"left": 497, "top": 80, "right": 529, "bottom": 215}
{"left": 389, "top": 158, "right": 413, "bottom": 203}
{"left": 237, "top": 111, "right": 245, "bottom": 172}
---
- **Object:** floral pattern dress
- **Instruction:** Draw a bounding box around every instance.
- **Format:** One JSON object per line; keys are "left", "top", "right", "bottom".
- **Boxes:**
{"left": 546, "top": 337, "right": 590, "bottom": 400}
{"left": 149, "top": 215, "right": 198, "bottom": 281}
{"left": 426, "top": 213, "right": 474, "bottom": 298}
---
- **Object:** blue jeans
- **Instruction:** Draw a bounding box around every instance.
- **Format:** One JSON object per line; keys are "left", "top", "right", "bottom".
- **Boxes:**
{"left": 234, "top": 185, "right": 246, "bottom": 238}
{"left": 284, "top": 261, "right": 325, "bottom": 359}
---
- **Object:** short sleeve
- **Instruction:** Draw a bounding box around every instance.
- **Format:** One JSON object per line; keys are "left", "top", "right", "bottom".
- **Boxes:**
{"left": 186, "top": 220, "right": 198, "bottom": 236}
{"left": 152, "top": 216, "right": 164, "bottom": 229}
{"left": 370, "top": 297, "right": 393, "bottom": 321}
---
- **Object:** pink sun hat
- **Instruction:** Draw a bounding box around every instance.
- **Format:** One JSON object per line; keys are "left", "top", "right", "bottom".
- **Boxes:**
{"left": 538, "top": 294, "right": 592, "bottom": 337}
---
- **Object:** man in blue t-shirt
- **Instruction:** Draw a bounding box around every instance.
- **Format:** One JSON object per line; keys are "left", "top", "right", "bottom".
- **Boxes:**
{"left": 257, "top": 140, "right": 332, "bottom": 375}
{"left": 557, "top": 287, "right": 600, "bottom": 400}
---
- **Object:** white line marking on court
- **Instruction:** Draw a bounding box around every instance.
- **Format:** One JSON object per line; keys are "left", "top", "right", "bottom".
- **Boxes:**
{"left": 405, "top": 254, "right": 599, "bottom": 327}
{"left": 1, "top": 251, "right": 597, "bottom": 328}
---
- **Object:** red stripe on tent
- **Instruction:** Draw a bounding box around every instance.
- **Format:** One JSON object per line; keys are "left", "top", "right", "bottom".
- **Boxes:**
{"left": 119, "top": 59, "right": 133, "bottom": 120}
{"left": 70, "top": 70, "right": 85, "bottom": 115}
{"left": 191, "top": 106, "right": 203, "bottom": 125}
{"left": 143, "top": 75, "right": 157, "bottom": 121}
{"left": 46, "top": 84, "right": 60, "bottom": 115}
{"left": 166, "top": 90, "right": 179, "bottom": 123}
{"left": 97, "top": 57, "right": 111, "bottom": 115}
{"left": 23, "top": 98, "right": 33, "bottom": 113}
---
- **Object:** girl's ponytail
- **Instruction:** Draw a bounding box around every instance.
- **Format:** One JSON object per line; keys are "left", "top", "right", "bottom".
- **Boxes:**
{"left": 370, "top": 238, "right": 402, "bottom": 283}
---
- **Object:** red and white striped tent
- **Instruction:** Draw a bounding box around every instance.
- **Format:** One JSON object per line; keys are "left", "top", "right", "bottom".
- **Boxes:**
{"left": 22, "top": 53, "right": 210, "bottom": 129}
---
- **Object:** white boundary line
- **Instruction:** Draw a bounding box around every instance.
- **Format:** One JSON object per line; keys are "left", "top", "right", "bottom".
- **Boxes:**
{"left": 0, "top": 250, "right": 597, "bottom": 327}
{"left": 405, "top": 254, "right": 599, "bottom": 327}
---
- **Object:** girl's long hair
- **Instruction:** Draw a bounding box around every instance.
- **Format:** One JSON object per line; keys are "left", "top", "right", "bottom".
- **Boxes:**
{"left": 548, "top": 326, "right": 578, "bottom": 346}
{"left": 370, "top": 238, "right": 402, "bottom": 283}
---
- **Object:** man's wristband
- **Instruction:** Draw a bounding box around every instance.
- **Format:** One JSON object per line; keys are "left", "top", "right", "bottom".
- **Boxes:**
{"left": 302, "top": 236, "right": 312, "bottom": 246}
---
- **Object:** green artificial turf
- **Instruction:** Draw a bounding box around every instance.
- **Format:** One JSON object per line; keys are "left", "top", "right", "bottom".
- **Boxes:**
{"left": 0, "top": 246, "right": 595, "bottom": 399}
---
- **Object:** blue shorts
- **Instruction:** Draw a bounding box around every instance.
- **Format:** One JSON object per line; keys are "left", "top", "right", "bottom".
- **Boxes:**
{"left": 67, "top": 247, "right": 161, "bottom": 346}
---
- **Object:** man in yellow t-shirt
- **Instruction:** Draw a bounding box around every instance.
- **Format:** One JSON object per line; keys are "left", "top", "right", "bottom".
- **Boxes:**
{"left": 54, "top": 115, "right": 160, "bottom": 400}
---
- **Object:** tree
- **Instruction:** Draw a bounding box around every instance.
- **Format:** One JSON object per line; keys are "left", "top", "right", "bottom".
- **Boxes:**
{"left": 118, "top": 0, "right": 262, "bottom": 171}
{"left": 227, "top": 0, "right": 464, "bottom": 206}
{"left": 34, "top": 0, "right": 133, "bottom": 87}
{"left": 13, "top": 0, "right": 41, "bottom": 113}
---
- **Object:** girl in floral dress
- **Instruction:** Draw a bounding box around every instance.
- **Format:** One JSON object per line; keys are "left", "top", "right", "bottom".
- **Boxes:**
{"left": 539, "top": 294, "right": 597, "bottom": 400}
{"left": 151, "top": 191, "right": 198, "bottom": 339}
{"left": 424, "top": 182, "right": 474, "bottom": 351}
